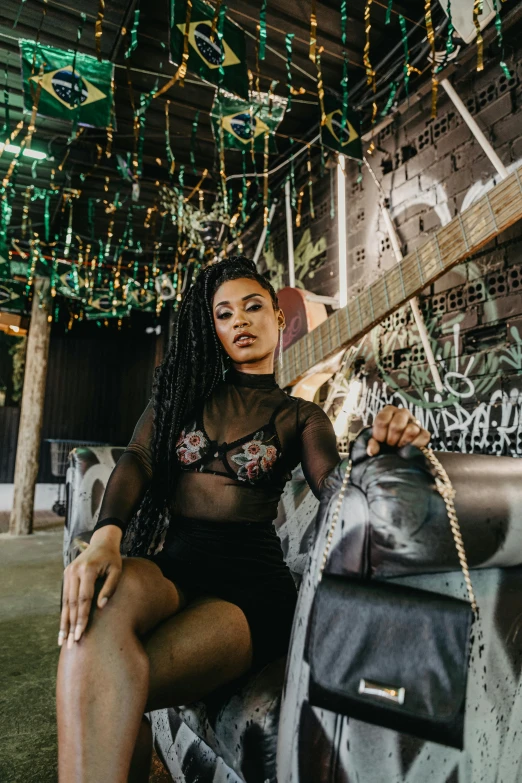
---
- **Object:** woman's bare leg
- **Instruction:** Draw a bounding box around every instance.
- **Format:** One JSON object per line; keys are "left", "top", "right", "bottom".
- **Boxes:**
{"left": 127, "top": 596, "right": 254, "bottom": 781}
{"left": 143, "top": 595, "right": 254, "bottom": 711}
{"left": 56, "top": 557, "right": 184, "bottom": 783}
{"left": 128, "top": 717, "right": 153, "bottom": 783}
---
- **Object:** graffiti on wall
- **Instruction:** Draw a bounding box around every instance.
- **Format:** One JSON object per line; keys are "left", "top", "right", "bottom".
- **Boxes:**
{"left": 263, "top": 227, "right": 327, "bottom": 291}
{"left": 348, "top": 138, "right": 522, "bottom": 456}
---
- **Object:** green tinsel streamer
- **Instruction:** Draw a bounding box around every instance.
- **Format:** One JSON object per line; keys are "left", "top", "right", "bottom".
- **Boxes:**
{"left": 241, "top": 150, "right": 247, "bottom": 223}
{"left": 190, "top": 110, "right": 200, "bottom": 175}
{"left": 340, "top": 0, "right": 349, "bottom": 131}
{"left": 285, "top": 33, "right": 295, "bottom": 111}
{"left": 216, "top": 3, "right": 227, "bottom": 83}
{"left": 264, "top": 186, "right": 271, "bottom": 251}
{"left": 70, "top": 13, "right": 87, "bottom": 140}
{"left": 125, "top": 7, "right": 140, "bottom": 59}
{"left": 385, "top": 0, "right": 393, "bottom": 24}
{"left": 329, "top": 166, "right": 335, "bottom": 219}
{"left": 12, "top": 0, "right": 28, "bottom": 29}
{"left": 88, "top": 199, "right": 95, "bottom": 239}
{"left": 381, "top": 80, "right": 398, "bottom": 116}
{"left": 44, "top": 193, "right": 50, "bottom": 242}
{"left": 493, "top": 0, "right": 511, "bottom": 79}
{"left": 177, "top": 164, "right": 185, "bottom": 235}
{"left": 399, "top": 14, "right": 411, "bottom": 96}
{"left": 320, "top": 139, "right": 326, "bottom": 178}
{"left": 289, "top": 137, "right": 297, "bottom": 209}
{"left": 1, "top": 52, "right": 10, "bottom": 138}
{"left": 259, "top": 0, "right": 267, "bottom": 60}
{"left": 165, "top": 102, "right": 176, "bottom": 179}
{"left": 135, "top": 92, "right": 151, "bottom": 178}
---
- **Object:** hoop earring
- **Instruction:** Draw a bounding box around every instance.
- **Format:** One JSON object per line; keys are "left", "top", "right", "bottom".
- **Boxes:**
{"left": 221, "top": 355, "right": 227, "bottom": 381}
{"left": 278, "top": 326, "right": 284, "bottom": 370}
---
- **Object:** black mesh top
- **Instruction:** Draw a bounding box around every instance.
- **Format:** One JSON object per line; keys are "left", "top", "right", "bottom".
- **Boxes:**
{"left": 97, "top": 367, "right": 341, "bottom": 530}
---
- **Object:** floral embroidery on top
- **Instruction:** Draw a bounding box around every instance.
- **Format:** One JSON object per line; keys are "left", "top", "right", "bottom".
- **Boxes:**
{"left": 175, "top": 424, "right": 209, "bottom": 465}
{"left": 231, "top": 430, "right": 279, "bottom": 482}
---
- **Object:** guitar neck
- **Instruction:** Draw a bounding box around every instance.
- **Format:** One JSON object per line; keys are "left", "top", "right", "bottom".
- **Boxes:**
{"left": 279, "top": 165, "right": 522, "bottom": 389}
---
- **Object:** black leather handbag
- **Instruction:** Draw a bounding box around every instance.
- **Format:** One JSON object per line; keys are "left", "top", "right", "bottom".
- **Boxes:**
{"left": 307, "top": 439, "right": 478, "bottom": 749}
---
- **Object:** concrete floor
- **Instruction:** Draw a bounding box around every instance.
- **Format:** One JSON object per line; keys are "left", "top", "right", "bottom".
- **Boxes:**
{"left": 0, "top": 523, "right": 170, "bottom": 782}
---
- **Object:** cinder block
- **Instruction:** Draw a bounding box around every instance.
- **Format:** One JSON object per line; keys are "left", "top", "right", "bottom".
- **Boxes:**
{"left": 442, "top": 167, "right": 475, "bottom": 201}
{"left": 505, "top": 242, "right": 522, "bottom": 267}
{"left": 453, "top": 141, "right": 477, "bottom": 171}
{"left": 439, "top": 307, "right": 479, "bottom": 332}
{"left": 419, "top": 208, "right": 444, "bottom": 235}
{"left": 434, "top": 122, "right": 472, "bottom": 158}
{"left": 511, "top": 135, "right": 522, "bottom": 165}
{"left": 491, "top": 110, "right": 522, "bottom": 148}
{"left": 395, "top": 202, "right": 429, "bottom": 229}
{"left": 419, "top": 154, "right": 454, "bottom": 192}
{"left": 475, "top": 91, "right": 513, "bottom": 129}
{"left": 389, "top": 175, "right": 421, "bottom": 209}
{"left": 433, "top": 267, "right": 468, "bottom": 294}
{"left": 396, "top": 213, "right": 422, "bottom": 246}
{"left": 482, "top": 294, "right": 522, "bottom": 324}
{"left": 406, "top": 146, "right": 436, "bottom": 180}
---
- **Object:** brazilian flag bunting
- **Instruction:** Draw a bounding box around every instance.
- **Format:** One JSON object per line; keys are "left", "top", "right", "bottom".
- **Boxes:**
{"left": 84, "top": 289, "right": 129, "bottom": 320}
{"left": 0, "top": 280, "right": 28, "bottom": 313}
{"left": 126, "top": 282, "right": 157, "bottom": 312}
{"left": 321, "top": 95, "right": 363, "bottom": 161}
{"left": 170, "top": 0, "right": 248, "bottom": 99}
{"left": 20, "top": 39, "right": 114, "bottom": 128}
{"left": 53, "top": 262, "right": 89, "bottom": 300}
{"left": 211, "top": 93, "right": 285, "bottom": 152}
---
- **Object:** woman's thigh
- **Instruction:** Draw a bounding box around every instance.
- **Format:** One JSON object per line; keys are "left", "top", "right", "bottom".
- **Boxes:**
{"left": 88, "top": 556, "right": 188, "bottom": 638}
{"left": 142, "top": 595, "right": 254, "bottom": 712}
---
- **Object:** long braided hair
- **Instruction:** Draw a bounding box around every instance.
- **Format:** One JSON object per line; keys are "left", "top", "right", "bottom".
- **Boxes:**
{"left": 121, "top": 255, "right": 280, "bottom": 557}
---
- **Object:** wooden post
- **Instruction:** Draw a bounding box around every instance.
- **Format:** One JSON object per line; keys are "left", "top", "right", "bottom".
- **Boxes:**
{"left": 9, "top": 278, "right": 52, "bottom": 536}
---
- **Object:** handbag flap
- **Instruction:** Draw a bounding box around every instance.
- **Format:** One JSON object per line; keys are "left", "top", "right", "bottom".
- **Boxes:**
{"left": 309, "top": 574, "right": 472, "bottom": 724}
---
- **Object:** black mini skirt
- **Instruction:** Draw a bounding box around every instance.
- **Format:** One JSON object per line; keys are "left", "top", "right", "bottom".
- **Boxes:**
{"left": 145, "top": 515, "right": 298, "bottom": 672}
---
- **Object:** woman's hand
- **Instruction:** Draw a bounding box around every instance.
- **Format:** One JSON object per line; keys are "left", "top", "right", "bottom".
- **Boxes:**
{"left": 366, "top": 405, "right": 430, "bottom": 456}
{"left": 58, "top": 535, "right": 122, "bottom": 649}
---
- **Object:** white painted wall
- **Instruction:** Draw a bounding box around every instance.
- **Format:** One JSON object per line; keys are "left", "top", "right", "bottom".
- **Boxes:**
{"left": 0, "top": 483, "right": 60, "bottom": 511}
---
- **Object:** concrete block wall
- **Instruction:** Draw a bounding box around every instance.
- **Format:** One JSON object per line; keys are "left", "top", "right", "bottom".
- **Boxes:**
{"left": 340, "top": 36, "right": 522, "bottom": 456}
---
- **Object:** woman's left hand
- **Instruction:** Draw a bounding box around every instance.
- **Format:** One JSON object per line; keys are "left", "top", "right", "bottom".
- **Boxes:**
{"left": 366, "top": 405, "right": 430, "bottom": 456}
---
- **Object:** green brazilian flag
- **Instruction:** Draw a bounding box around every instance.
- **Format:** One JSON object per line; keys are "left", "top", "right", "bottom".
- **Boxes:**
{"left": 126, "top": 282, "right": 157, "bottom": 312}
{"left": 20, "top": 39, "right": 114, "bottom": 128}
{"left": 53, "top": 261, "right": 89, "bottom": 300}
{"left": 211, "top": 93, "right": 284, "bottom": 152}
{"left": 170, "top": 0, "right": 248, "bottom": 99}
{"left": 0, "top": 280, "right": 28, "bottom": 313}
{"left": 321, "top": 95, "right": 363, "bottom": 161}
{"left": 84, "top": 289, "right": 129, "bottom": 320}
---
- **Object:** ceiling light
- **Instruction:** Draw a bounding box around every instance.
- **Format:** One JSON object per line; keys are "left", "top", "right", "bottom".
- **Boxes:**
{"left": 0, "top": 143, "right": 47, "bottom": 160}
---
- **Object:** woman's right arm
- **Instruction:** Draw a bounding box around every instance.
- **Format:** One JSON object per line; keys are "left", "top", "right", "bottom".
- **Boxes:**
{"left": 59, "top": 399, "right": 155, "bottom": 649}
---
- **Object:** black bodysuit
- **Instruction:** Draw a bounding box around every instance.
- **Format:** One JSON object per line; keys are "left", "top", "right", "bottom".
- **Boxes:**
{"left": 96, "top": 367, "right": 340, "bottom": 670}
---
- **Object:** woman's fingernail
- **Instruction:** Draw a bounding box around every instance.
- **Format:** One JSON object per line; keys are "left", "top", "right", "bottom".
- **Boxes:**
{"left": 57, "top": 631, "right": 66, "bottom": 647}
{"left": 99, "top": 596, "right": 108, "bottom": 608}
{"left": 74, "top": 625, "right": 82, "bottom": 641}
{"left": 67, "top": 633, "right": 74, "bottom": 650}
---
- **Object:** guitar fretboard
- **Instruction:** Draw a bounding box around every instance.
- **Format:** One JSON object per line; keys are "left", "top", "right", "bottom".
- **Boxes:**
{"left": 278, "top": 165, "right": 522, "bottom": 388}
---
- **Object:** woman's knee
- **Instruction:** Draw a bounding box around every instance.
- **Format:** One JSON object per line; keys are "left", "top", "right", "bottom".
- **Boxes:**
{"left": 90, "top": 557, "right": 181, "bottom": 636}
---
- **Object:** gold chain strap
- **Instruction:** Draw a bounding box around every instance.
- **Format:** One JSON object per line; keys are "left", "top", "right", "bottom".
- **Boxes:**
{"left": 319, "top": 459, "right": 353, "bottom": 578}
{"left": 420, "top": 446, "right": 478, "bottom": 615}
{"left": 318, "top": 448, "right": 478, "bottom": 616}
